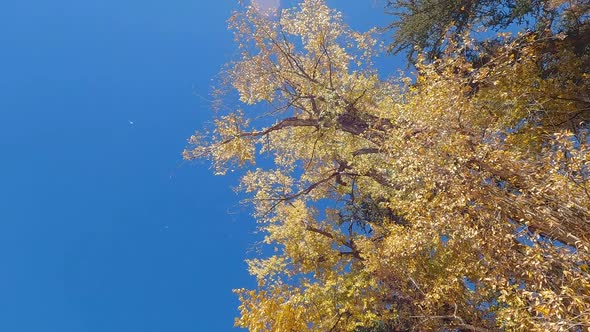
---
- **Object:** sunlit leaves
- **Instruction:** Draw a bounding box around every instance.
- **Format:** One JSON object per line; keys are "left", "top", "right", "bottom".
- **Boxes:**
{"left": 187, "top": 0, "right": 590, "bottom": 330}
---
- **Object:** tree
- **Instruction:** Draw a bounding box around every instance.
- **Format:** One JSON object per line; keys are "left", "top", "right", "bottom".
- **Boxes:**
{"left": 384, "top": 0, "right": 590, "bottom": 63}
{"left": 185, "top": 0, "right": 590, "bottom": 330}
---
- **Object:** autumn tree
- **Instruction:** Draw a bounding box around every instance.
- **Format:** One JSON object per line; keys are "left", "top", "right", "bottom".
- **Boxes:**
{"left": 185, "top": 0, "right": 590, "bottom": 330}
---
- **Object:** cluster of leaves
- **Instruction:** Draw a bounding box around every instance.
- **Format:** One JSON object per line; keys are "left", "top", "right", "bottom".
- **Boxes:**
{"left": 185, "top": 0, "right": 590, "bottom": 330}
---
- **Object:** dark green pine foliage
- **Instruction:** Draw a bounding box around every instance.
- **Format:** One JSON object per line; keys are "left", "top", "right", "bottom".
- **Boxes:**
{"left": 383, "top": 0, "right": 586, "bottom": 62}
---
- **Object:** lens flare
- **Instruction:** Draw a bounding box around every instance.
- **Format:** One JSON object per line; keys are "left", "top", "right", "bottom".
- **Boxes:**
{"left": 252, "top": 0, "right": 280, "bottom": 14}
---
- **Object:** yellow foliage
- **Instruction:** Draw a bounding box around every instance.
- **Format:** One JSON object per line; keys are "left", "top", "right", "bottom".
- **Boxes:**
{"left": 187, "top": 0, "right": 590, "bottom": 330}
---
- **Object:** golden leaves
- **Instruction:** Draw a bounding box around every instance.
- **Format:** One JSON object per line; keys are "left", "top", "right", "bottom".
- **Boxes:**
{"left": 189, "top": 0, "right": 590, "bottom": 330}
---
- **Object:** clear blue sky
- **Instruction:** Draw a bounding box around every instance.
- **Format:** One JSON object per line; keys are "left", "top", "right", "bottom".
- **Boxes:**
{"left": 0, "top": 1, "right": 395, "bottom": 331}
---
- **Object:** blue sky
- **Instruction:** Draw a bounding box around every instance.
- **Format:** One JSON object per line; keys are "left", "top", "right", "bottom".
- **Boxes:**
{"left": 0, "top": 1, "right": 396, "bottom": 331}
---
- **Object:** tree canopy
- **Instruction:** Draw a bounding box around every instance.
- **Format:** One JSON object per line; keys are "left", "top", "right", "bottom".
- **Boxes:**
{"left": 185, "top": 0, "right": 590, "bottom": 330}
{"left": 384, "top": 0, "right": 590, "bottom": 63}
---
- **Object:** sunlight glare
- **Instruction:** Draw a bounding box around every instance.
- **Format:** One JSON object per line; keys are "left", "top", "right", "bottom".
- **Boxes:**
{"left": 252, "top": 0, "right": 280, "bottom": 15}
